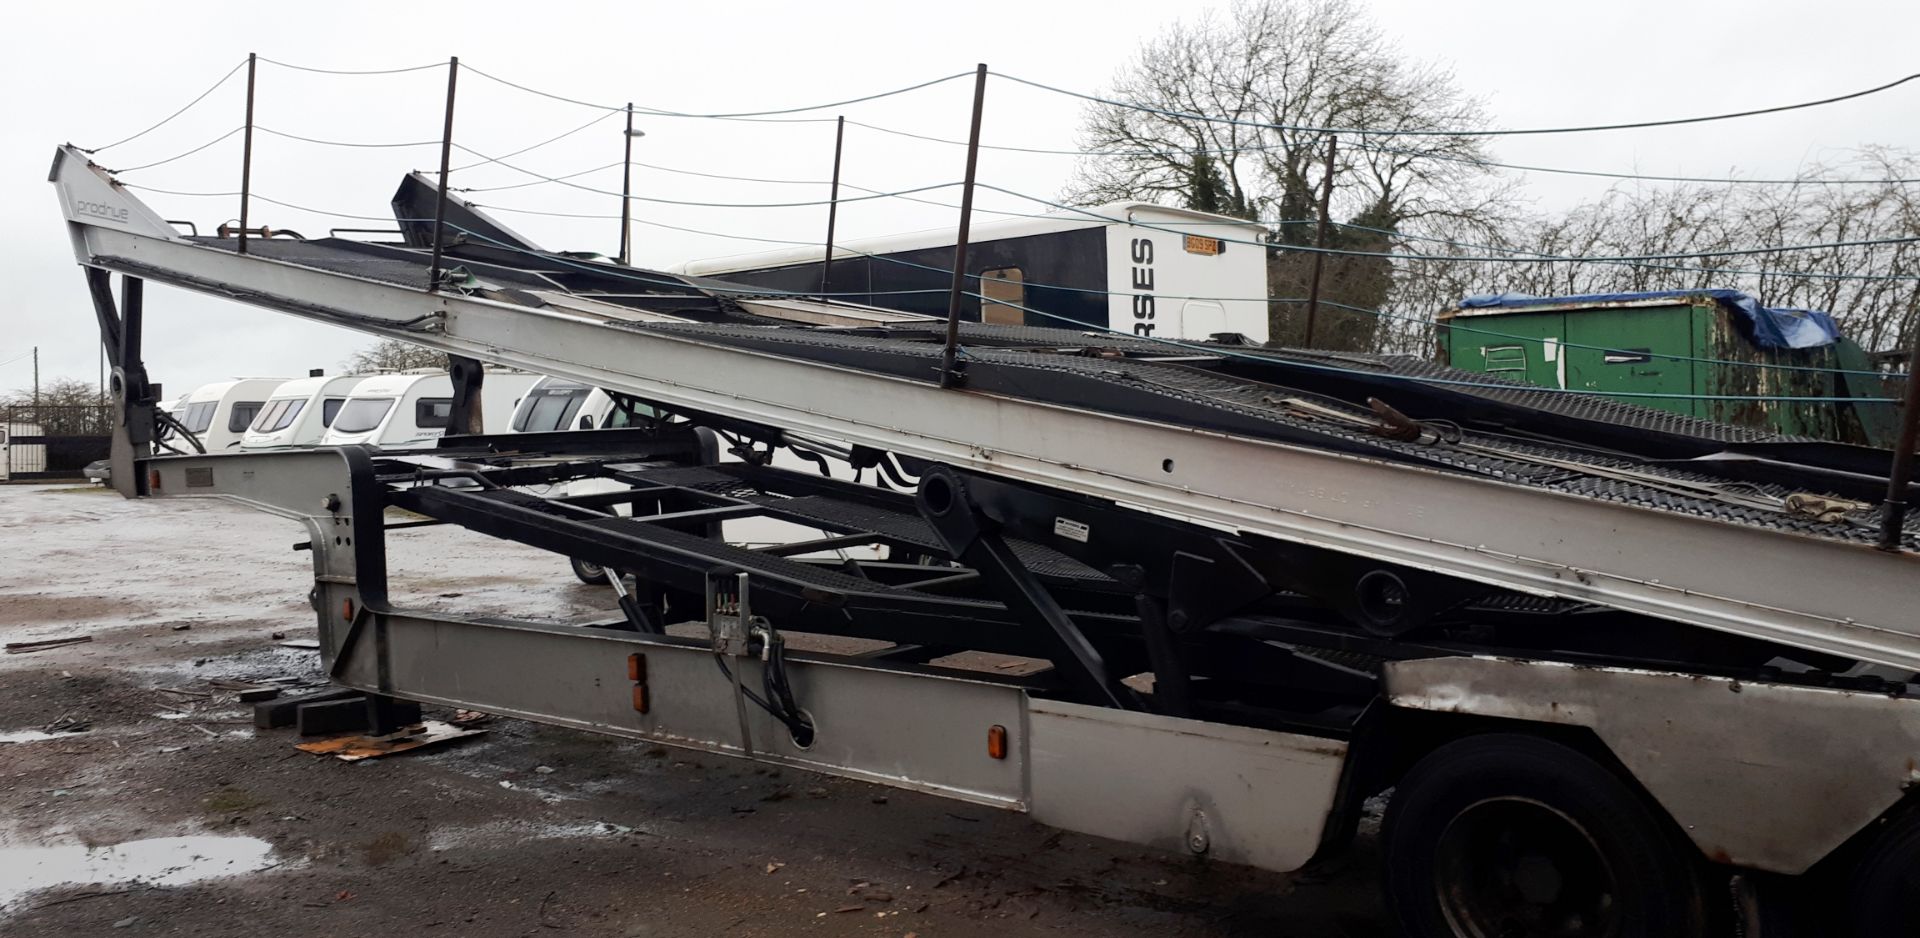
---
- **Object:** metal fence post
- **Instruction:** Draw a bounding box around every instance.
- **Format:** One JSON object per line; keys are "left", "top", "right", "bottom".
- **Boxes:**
{"left": 821, "top": 115, "right": 844, "bottom": 296}
{"left": 939, "top": 64, "right": 988, "bottom": 389}
{"left": 427, "top": 56, "right": 459, "bottom": 292}
{"left": 238, "top": 52, "right": 256, "bottom": 255}
{"left": 1879, "top": 334, "right": 1920, "bottom": 550}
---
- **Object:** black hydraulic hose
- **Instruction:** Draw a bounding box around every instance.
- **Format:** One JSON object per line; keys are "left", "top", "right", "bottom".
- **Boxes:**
{"left": 876, "top": 453, "right": 917, "bottom": 489}
{"left": 156, "top": 410, "right": 206, "bottom": 454}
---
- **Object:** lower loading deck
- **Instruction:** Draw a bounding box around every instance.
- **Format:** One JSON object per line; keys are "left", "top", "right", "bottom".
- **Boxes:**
{"left": 137, "top": 433, "right": 1920, "bottom": 885}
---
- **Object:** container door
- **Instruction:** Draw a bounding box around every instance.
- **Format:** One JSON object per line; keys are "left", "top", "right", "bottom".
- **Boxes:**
{"left": 1562, "top": 305, "right": 1698, "bottom": 418}
{"left": 1444, "top": 313, "right": 1565, "bottom": 390}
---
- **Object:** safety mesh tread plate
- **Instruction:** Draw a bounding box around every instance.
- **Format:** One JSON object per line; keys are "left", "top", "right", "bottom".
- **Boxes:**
{"left": 621, "top": 321, "right": 1918, "bottom": 549}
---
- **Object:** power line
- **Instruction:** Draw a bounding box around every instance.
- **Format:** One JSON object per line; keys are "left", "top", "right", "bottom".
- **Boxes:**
{"left": 450, "top": 144, "right": 962, "bottom": 208}
{"left": 446, "top": 110, "right": 622, "bottom": 172}
{"left": 108, "top": 126, "right": 244, "bottom": 173}
{"left": 255, "top": 126, "right": 439, "bottom": 148}
{"left": 124, "top": 184, "right": 242, "bottom": 198}
{"left": 846, "top": 117, "right": 1920, "bottom": 187}
{"left": 259, "top": 56, "right": 447, "bottom": 76}
{"left": 983, "top": 184, "right": 1920, "bottom": 279}
{"left": 87, "top": 58, "right": 248, "bottom": 154}
{"left": 990, "top": 70, "right": 1920, "bottom": 138}
{"left": 453, "top": 162, "right": 624, "bottom": 193}
{"left": 459, "top": 61, "right": 971, "bottom": 118}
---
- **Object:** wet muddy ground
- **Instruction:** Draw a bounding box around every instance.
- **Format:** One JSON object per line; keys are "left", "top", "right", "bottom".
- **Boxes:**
{"left": 0, "top": 483, "right": 1391, "bottom": 936}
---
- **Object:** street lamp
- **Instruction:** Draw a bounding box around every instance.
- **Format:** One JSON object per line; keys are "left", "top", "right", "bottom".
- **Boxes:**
{"left": 619, "top": 106, "right": 645, "bottom": 266}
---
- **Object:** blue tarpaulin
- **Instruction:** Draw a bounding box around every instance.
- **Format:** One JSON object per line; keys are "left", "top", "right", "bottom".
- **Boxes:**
{"left": 1458, "top": 290, "right": 1842, "bottom": 350}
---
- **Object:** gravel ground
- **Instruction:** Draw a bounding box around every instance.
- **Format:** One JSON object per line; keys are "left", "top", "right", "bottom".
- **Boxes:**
{"left": 0, "top": 482, "right": 1390, "bottom": 937}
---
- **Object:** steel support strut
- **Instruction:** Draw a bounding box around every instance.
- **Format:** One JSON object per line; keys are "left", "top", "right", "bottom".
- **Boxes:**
{"left": 83, "top": 268, "right": 153, "bottom": 497}
{"left": 916, "top": 466, "right": 1142, "bottom": 710}
{"left": 446, "top": 354, "right": 486, "bottom": 436}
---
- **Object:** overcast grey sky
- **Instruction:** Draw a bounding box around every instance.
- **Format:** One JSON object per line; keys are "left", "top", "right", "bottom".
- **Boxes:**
{"left": 4, "top": 0, "right": 1917, "bottom": 395}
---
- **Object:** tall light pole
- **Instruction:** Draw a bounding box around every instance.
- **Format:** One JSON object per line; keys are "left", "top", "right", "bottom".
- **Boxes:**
{"left": 619, "top": 109, "right": 644, "bottom": 266}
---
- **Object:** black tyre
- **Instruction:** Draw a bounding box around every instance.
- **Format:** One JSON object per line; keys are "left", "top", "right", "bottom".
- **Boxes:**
{"left": 569, "top": 556, "right": 609, "bottom": 585}
{"left": 1847, "top": 808, "right": 1920, "bottom": 936}
{"left": 1383, "top": 733, "right": 1705, "bottom": 938}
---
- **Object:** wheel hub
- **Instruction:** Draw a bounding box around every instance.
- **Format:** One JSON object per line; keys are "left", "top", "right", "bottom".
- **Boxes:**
{"left": 1434, "top": 797, "right": 1618, "bottom": 938}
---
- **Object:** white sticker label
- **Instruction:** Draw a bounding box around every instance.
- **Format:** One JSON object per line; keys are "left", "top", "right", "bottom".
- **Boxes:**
{"left": 1053, "top": 517, "right": 1090, "bottom": 543}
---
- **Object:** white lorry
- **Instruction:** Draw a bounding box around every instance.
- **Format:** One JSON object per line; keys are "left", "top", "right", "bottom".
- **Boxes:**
{"left": 675, "top": 200, "right": 1271, "bottom": 342}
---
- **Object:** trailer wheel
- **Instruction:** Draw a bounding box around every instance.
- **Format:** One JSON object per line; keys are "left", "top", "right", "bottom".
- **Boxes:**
{"left": 1845, "top": 809, "right": 1920, "bottom": 936}
{"left": 570, "top": 557, "right": 609, "bottom": 585}
{"left": 1383, "top": 733, "right": 1704, "bottom": 938}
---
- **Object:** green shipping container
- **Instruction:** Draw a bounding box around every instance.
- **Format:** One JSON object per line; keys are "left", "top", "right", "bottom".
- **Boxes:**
{"left": 1435, "top": 293, "right": 1900, "bottom": 446}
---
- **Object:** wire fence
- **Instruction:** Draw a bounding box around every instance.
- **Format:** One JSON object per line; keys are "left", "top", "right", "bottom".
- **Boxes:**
{"left": 75, "top": 52, "right": 1920, "bottom": 412}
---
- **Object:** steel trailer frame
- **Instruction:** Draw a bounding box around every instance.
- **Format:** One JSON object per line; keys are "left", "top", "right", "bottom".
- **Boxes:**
{"left": 48, "top": 142, "right": 1920, "bottom": 927}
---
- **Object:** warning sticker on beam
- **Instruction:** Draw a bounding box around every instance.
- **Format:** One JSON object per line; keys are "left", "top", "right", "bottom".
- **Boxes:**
{"left": 1053, "top": 517, "right": 1091, "bottom": 543}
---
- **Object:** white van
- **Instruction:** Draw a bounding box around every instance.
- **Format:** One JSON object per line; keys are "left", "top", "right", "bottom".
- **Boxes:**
{"left": 320, "top": 371, "right": 538, "bottom": 450}
{"left": 240, "top": 375, "right": 369, "bottom": 450}
{"left": 169, "top": 378, "right": 289, "bottom": 452}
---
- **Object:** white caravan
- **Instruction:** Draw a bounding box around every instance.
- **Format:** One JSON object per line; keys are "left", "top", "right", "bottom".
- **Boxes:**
{"left": 169, "top": 378, "right": 289, "bottom": 452}
{"left": 320, "top": 371, "right": 538, "bottom": 450}
{"left": 239, "top": 374, "right": 369, "bottom": 450}
{"left": 508, "top": 377, "right": 666, "bottom": 433}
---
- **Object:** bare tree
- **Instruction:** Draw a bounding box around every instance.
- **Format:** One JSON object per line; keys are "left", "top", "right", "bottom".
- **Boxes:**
{"left": 1385, "top": 150, "right": 1920, "bottom": 357}
{"left": 1065, "top": 0, "right": 1510, "bottom": 349}
{"left": 342, "top": 339, "right": 446, "bottom": 375}
{"left": 2, "top": 377, "right": 108, "bottom": 434}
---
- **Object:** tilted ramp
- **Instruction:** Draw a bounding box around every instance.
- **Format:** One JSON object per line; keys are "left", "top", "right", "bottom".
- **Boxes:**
{"left": 49, "top": 145, "right": 1920, "bottom": 670}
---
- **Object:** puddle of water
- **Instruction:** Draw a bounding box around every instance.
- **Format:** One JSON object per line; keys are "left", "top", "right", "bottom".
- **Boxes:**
{"left": 0, "top": 835, "right": 286, "bottom": 910}
{"left": 0, "top": 730, "right": 75, "bottom": 744}
{"left": 427, "top": 819, "right": 641, "bottom": 852}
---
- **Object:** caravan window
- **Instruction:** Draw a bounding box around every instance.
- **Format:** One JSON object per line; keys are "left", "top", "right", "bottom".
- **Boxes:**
{"left": 513, "top": 386, "right": 591, "bottom": 432}
{"left": 603, "top": 400, "right": 657, "bottom": 429}
{"left": 320, "top": 397, "right": 346, "bottom": 427}
{"left": 228, "top": 402, "right": 265, "bottom": 433}
{"left": 251, "top": 399, "right": 307, "bottom": 433}
{"left": 249, "top": 400, "right": 284, "bottom": 433}
{"left": 181, "top": 401, "right": 216, "bottom": 433}
{"left": 980, "top": 267, "right": 1025, "bottom": 326}
{"left": 267, "top": 399, "right": 305, "bottom": 431}
{"left": 332, "top": 398, "right": 394, "bottom": 434}
{"left": 416, "top": 398, "right": 454, "bottom": 429}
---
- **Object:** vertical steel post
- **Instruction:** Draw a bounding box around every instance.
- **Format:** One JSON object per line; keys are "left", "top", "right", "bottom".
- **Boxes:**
{"left": 427, "top": 57, "right": 459, "bottom": 293}
{"left": 1878, "top": 336, "right": 1920, "bottom": 550}
{"left": 1302, "top": 134, "right": 1337, "bottom": 349}
{"left": 237, "top": 52, "right": 257, "bottom": 255}
{"left": 939, "top": 64, "right": 989, "bottom": 389}
{"left": 820, "top": 115, "right": 845, "bottom": 296}
{"left": 618, "top": 103, "right": 634, "bottom": 266}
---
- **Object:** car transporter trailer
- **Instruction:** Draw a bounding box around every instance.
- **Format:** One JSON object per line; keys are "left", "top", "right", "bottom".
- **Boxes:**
{"left": 48, "top": 144, "right": 1920, "bottom": 937}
